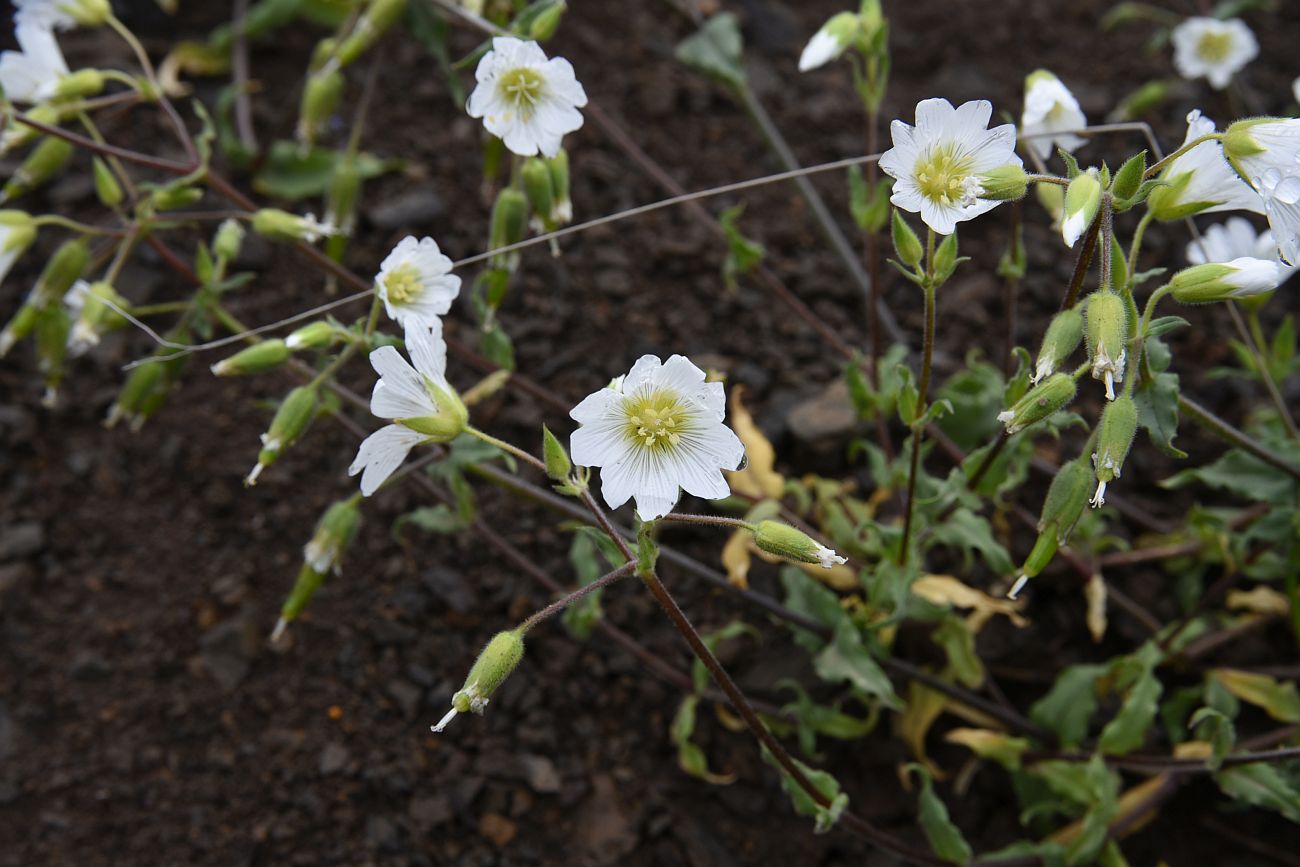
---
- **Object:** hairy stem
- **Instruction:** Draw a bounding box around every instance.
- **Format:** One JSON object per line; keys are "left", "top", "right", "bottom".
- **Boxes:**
{"left": 899, "top": 279, "right": 937, "bottom": 566}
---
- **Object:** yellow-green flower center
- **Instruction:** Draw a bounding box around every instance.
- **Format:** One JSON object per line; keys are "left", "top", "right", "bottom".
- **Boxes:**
{"left": 498, "top": 67, "right": 545, "bottom": 118}
{"left": 1196, "top": 31, "right": 1234, "bottom": 63}
{"left": 384, "top": 263, "right": 424, "bottom": 305}
{"left": 914, "top": 145, "right": 974, "bottom": 206}
{"left": 624, "top": 391, "right": 688, "bottom": 452}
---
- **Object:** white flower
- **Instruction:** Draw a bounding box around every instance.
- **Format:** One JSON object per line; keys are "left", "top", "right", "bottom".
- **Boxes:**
{"left": 466, "top": 37, "right": 587, "bottom": 158}
{"left": 1254, "top": 169, "right": 1300, "bottom": 265}
{"left": 1217, "top": 256, "right": 1282, "bottom": 297}
{"left": 1186, "top": 216, "right": 1299, "bottom": 285}
{"left": 348, "top": 321, "right": 467, "bottom": 496}
{"left": 1171, "top": 17, "right": 1257, "bottom": 90}
{"left": 375, "top": 236, "right": 461, "bottom": 329}
{"left": 878, "top": 98, "right": 1022, "bottom": 235}
{"left": 798, "top": 11, "right": 858, "bottom": 72}
{"left": 1021, "top": 70, "right": 1086, "bottom": 161}
{"left": 0, "top": 24, "right": 69, "bottom": 104}
{"left": 1220, "top": 117, "right": 1300, "bottom": 263}
{"left": 14, "top": 0, "right": 75, "bottom": 29}
{"left": 569, "top": 354, "right": 745, "bottom": 521}
{"left": 1093, "top": 346, "right": 1125, "bottom": 402}
{"left": 1152, "top": 111, "right": 1264, "bottom": 220}
{"left": 62, "top": 278, "right": 98, "bottom": 356}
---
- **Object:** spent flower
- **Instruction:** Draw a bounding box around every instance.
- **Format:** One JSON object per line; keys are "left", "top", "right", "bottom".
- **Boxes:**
{"left": 569, "top": 354, "right": 745, "bottom": 521}
{"left": 466, "top": 37, "right": 587, "bottom": 158}
{"left": 879, "top": 98, "right": 1022, "bottom": 235}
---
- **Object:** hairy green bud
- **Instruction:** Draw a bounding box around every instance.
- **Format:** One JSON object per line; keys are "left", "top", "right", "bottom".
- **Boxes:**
{"left": 1090, "top": 394, "right": 1137, "bottom": 507}
{"left": 891, "top": 208, "right": 923, "bottom": 268}
{"left": 1168, "top": 259, "right": 1280, "bottom": 304}
{"left": 285, "top": 321, "right": 337, "bottom": 351}
{"left": 214, "top": 218, "right": 246, "bottom": 261}
{"left": 976, "top": 165, "right": 1029, "bottom": 202}
{"left": 433, "top": 629, "right": 526, "bottom": 732}
{"left": 521, "top": 158, "right": 555, "bottom": 226}
{"left": 247, "top": 385, "right": 318, "bottom": 485}
{"left": 1061, "top": 169, "right": 1101, "bottom": 248}
{"left": 1033, "top": 307, "right": 1084, "bottom": 384}
{"left": 997, "top": 372, "right": 1076, "bottom": 434}
{"left": 1085, "top": 291, "right": 1127, "bottom": 400}
{"left": 91, "top": 158, "right": 123, "bottom": 208}
{"left": 3, "top": 136, "right": 73, "bottom": 200}
{"left": 297, "top": 68, "right": 344, "bottom": 146}
{"left": 542, "top": 424, "right": 572, "bottom": 482}
{"left": 53, "top": 69, "right": 105, "bottom": 101}
{"left": 1039, "top": 458, "right": 1092, "bottom": 544}
{"left": 210, "top": 339, "right": 290, "bottom": 376}
{"left": 753, "top": 520, "right": 847, "bottom": 569}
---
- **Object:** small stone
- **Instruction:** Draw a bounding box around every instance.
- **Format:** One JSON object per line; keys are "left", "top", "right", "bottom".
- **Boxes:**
{"left": 199, "top": 610, "right": 260, "bottom": 690}
{"left": 386, "top": 679, "right": 422, "bottom": 718}
{"left": 319, "top": 742, "right": 350, "bottom": 775}
{"left": 0, "top": 522, "right": 45, "bottom": 561}
{"left": 366, "top": 815, "right": 400, "bottom": 850}
{"left": 409, "top": 795, "right": 452, "bottom": 831}
{"left": 0, "top": 563, "right": 34, "bottom": 595}
{"left": 70, "top": 651, "right": 113, "bottom": 681}
{"left": 786, "top": 379, "right": 861, "bottom": 451}
{"left": 520, "top": 754, "right": 561, "bottom": 794}
{"left": 366, "top": 186, "right": 445, "bottom": 230}
{"left": 478, "top": 812, "right": 518, "bottom": 847}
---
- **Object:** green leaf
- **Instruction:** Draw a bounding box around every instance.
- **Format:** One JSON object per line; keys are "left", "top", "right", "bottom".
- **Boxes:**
{"left": 932, "top": 617, "right": 983, "bottom": 689}
{"left": 1097, "top": 663, "right": 1162, "bottom": 755}
{"left": 849, "top": 166, "right": 892, "bottom": 232}
{"left": 671, "top": 695, "right": 735, "bottom": 784}
{"left": 1163, "top": 447, "right": 1300, "bottom": 505}
{"left": 813, "top": 620, "right": 902, "bottom": 709}
{"left": 781, "top": 566, "right": 849, "bottom": 650}
{"left": 480, "top": 321, "right": 516, "bottom": 370}
{"left": 253, "top": 141, "right": 400, "bottom": 200}
{"left": 393, "top": 504, "right": 468, "bottom": 536}
{"left": 694, "top": 621, "right": 758, "bottom": 693}
{"left": 719, "top": 203, "right": 764, "bottom": 290}
{"left": 929, "top": 507, "right": 1014, "bottom": 575}
{"left": 1134, "top": 369, "right": 1186, "bottom": 459}
{"left": 906, "top": 764, "right": 973, "bottom": 864}
{"left": 1031, "top": 664, "right": 1105, "bottom": 747}
{"left": 762, "top": 749, "right": 848, "bottom": 833}
{"left": 561, "top": 528, "right": 624, "bottom": 640}
{"left": 779, "top": 679, "right": 877, "bottom": 756}
{"left": 1214, "top": 763, "right": 1300, "bottom": 822}
{"left": 1146, "top": 315, "right": 1190, "bottom": 338}
{"left": 1111, "top": 150, "right": 1146, "bottom": 201}
{"left": 1189, "top": 707, "right": 1236, "bottom": 770}
{"left": 674, "top": 12, "right": 746, "bottom": 91}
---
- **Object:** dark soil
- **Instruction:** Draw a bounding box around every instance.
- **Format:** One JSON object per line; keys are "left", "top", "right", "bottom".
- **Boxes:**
{"left": 3, "top": 1, "right": 1300, "bottom": 865}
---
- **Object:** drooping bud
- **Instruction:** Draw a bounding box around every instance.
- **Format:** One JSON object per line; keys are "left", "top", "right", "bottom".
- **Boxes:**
{"left": 35, "top": 303, "right": 70, "bottom": 406}
{"left": 432, "top": 628, "right": 526, "bottom": 733}
{"left": 210, "top": 339, "right": 290, "bottom": 376}
{"left": 61, "top": 0, "right": 112, "bottom": 26}
{"left": 1084, "top": 291, "right": 1128, "bottom": 400}
{"left": 335, "top": 0, "right": 408, "bottom": 67}
{"left": 546, "top": 150, "right": 572, "bottom": 224}
{"left": 1009, "top": 532, "right": 1057, "bottom": 599}
{"left": 272, "top": 497, "right": 364, "bottom": 641}
{"left": 528, "top": 0, "right": 566, "bottom": 41}
{"left": 932, "top": 231, "right": 959, "bottom": 281}
{"left": 891, "top": 208, "right": 923, "bottom": 268}
{"left": 488, "top": 187, "right": 529, "bottom": 271}
{"left": 753, "top": 520, "right": 848, "bottom": 569}
{"left": 213, "top": 218, "right": 245, "bottom": 261}
{"left": 247, "top": 385, "right": 318, "bottom": 485}
{"left": 1039, "top": 458, "right": 1093, "bottom": 544}
{"left": 798, "top": 11, "right": 860, "bottom": 72}
{"left": 53, "top": 69, "right": 105, "bottom": 101}
{"left": 297, "top": 67, "right": 344, "bottom": 147}
{"left": 541, "top": 425, "right": 572, "bottom": 482}
{"left": 251, "top": 208, "right": 336, "bottom": 244}
{"left": 1036, "top": 181, "right": 1064, "bottom": 223}
{"left": 67, "top": 279, "right": 129, "bottom": 356}
{"left": 1061, "top": 169, "right": 1101, "bottom": 248}
{"left": 2, "top": 136, "right": 73, "bottom": 201}
{"left": 975, "top": 165, "right": 1029, "bottom": 202}
{"left": 1220, "top": 118, "right": 1273, "bottom": 163}
{"left": 996, "top": 372, "right": 1077, "bottom": 434}
{"left": 397, "top": 380, "right": 468, "bottom": 442}
{"left": 92, "top": 158, "right": 124, "bottom": 208}
{"left": 149, "top": 185, "right": 203, "bottom": 212}
{"left": 1090, "top": 395, "right": 1137, "bottom": 508}
{"left": 285, "top": 321, "right": 338, "bottom": 351}
{"left": 521, "top": 158, "right": 555, "bottom": 228}
{"left": 0, "top": 210, "right": 38, "bottom": 285}
{"left": 106, "top": 357, "right": 167, "bottom": 430}
{"left": 326, "top": 154, "right": 362, "bottom": 239}
{"left": 1168, "top": 258, "right": 1281, "bottom": 304}
{"left": 1033, "top": 307, "right": 1084, "bottom": 383}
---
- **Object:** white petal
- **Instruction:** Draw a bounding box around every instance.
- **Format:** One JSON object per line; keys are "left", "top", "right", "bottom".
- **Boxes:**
{"left": 349, "top": 424, "right": 428, "bottom": 496}
{"left": 569, "top": 386, "right": 622, "bottom": 425}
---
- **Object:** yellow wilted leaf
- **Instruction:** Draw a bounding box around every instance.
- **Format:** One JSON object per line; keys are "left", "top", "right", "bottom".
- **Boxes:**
{"left": 1085, "top": 573, "right": 1107, "bottom": 643}
{"left": 1225, "top": 586, "right": 1291, "bottom": 618}
{"left": 1212, "top": 669, "right": 1300, "bottom": 723}
{"left": 895, "top": 681, "right": 948, "bottom": 779}
{"left": 945, "top": 728, "right": 1030, "bottom": 770}
{"left": 1049, "top": 775, "right": 1168, "bottom": 845}
{"left": 912, "top": 574, "right": 1029, "bottom": 632}
{"left": 725, "top": 386, "right": 784, "bottom": 500}
{"left": 460, "top": 369, "right": 512, "bottom": 406}
{"left": 797, "top": 560, "right": 858, "bottom": 591}
{"left": 721, "top": 528, "right": 751, "bottom": 589}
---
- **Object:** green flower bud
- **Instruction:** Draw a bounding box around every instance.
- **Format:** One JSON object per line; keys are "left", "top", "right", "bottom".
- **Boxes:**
{"left": 106, "top": 358, "right": 166, "bottom": 430}
{"left": 92, "top": 158, "right": 123, "bottom": 208}
{"left": 149, "top": 185, "right": 204, "bottom": 212}
{"left": 752, "top": 520, "right": 847, "bottom": 569}
{"left": 213, "top": 218, "right": 245, "bottom": 261}
{"left": 1010, "top": 531, "right": 1058, "bottom": 598}
{"left": 546, "top": 150, "right": 571, "bottom": 223}
{"left": 272, "top": 497, "right": 364, "bottom": 640}
{"left": 64, "top": 0, "right": 111, "bottom": 26}
{"left": 528, "top": 0, "right": 566, "bottom": 41}
{"left": 433, "top": 628, "right": 526, "bottom": 732}
{"left": 1038, "top": 458, "right": 1092, "bottom": 544}
{"left": 489, "top": 187, "right": 529, "bottom": 272}
{"left": 976, "top": 165, "right": 1029, "bottom": 202}
{"left": 1, "top": 104, "right": 59, "bottom": 155}
{"left": 67, "top": 280, "right": 129, "bottom": 355}
{"left": 1168, "top": 258, "right": 1280, "bottom": 304}
{"left": 336, "top": 0, "right": 408, "bottom": 67}
{"left": 1221, "top": 118, "right": 1272, "bottom": 162}
{"left": 1061, "top": 169, "right": 1101, "bottom": 248}
{"left": 398, "top": 381, "right": 468, "bottom": 442}
{"left": 35, "top": 303, "right": 70, "bottom": 406}
{"left": 309, "top": 37, "right": 339, "bottom": 72}
{"left": 35, "top": 238, "right": 90, "bottom": 308}
{"left": 2, "top": 136, "right": 73, "bottom": 201}
{"left": 252, "top": 208, "right": 335, "bottom": 243}
{"left": 285, "top": 320, "right": 338, "bottom": 351}
{"left": 1084, "top": 291, "right": 1127, "bottom": 400}
{"left": 297, "top": 68, "right": 344, "bottom": 146}
{"left": 997, "top": 372, "right": 1076, "bottom": 434}
{"left": 1036, "top": 181, "right": 1064, "bottom": 223}
{"left": 1091, "top": 395, "right": 1137, "bottom": 507}
{"left": 522, "top": 158, "right": 555, "bottom": 226}
{"left": 542, "top": 424, "right": 572, "bottom": 481}
{"left": 326, "top": 155, "right": 362, "bottom": 237}
{"left": 932, "top": 231, "right": 959, "bottom": 281}
{"left": 53, "top": 69, "right": 105, "bottom": 101}
{"left": 1033, "top": 307, "right": 1084, "bottom": 383}
{"left": 247, "top": 385, "right": 318, "bottom": 485}
{"left": 210, "top": 339, "right": 290, "bottom": 376}
{"left": 0, "top": 302, "right": 40, "bottom": 358}
{"left": 891, "top": 208, "right": 923, "bottom": 268}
